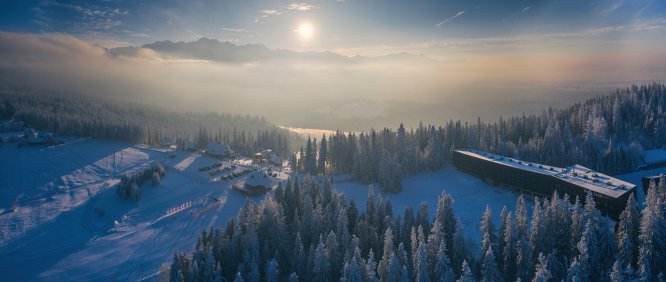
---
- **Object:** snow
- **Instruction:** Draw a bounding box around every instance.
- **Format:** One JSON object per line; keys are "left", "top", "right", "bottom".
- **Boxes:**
{"left": 173, "top": 153, "right": 200, "bottom": 171}
{"left": 244, "top": 171, "right": 275, "bottom": 188}
{"left": 0, "top": 138, "right": 275, "bottom": 281}
{"left": 0, "top": 137, "right": 657, "bottom": 281}
{"left": 615, "top": 166, "right": 666, "bottom": 205}
{"left": 206, "top": 143, "right": 231, "bottom": 156}
{"left": 642, "top": 149, "right": 666, "bottom": 165}
{"left": 331, "top": 167, "right": 525, "bottom": 250}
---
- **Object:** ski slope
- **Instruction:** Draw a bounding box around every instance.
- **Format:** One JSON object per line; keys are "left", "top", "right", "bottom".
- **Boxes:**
{"left": 0, "top": 139, "right": 276, "bottom": 281}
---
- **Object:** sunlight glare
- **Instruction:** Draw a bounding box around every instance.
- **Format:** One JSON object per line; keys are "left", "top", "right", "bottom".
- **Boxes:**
{"left": 297, "top": 22, "right": 314, "bottom": 42}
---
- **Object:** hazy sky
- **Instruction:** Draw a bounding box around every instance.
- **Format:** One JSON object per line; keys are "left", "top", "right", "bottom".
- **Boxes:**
{"left": 1, "top": 1, "right": 666, "bottom": 130}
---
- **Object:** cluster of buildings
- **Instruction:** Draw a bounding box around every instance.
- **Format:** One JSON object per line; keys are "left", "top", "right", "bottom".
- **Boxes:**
{"left": 0, "top": 119, "right": 62, "bottom": 146}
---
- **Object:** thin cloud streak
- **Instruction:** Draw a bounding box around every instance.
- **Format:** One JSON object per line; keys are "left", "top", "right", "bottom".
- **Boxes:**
{"left": 436, "top": 10, "right": 465, "bottom": 27}
{"left": 503, "top": 6, "right": 531, "bottom": 22}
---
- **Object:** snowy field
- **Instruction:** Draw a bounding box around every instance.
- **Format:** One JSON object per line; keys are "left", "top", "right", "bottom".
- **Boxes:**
{"left": 331, "top": 168, "right": 525, "bottom": 249}
{"left": 0, "top": 137, "right": 660, "bottom": 281}
{"left": 616, "top": 166, "right": 666, "bottom": 204}
{"left": 0, "top": 139, "right": 281, "bottom": 281}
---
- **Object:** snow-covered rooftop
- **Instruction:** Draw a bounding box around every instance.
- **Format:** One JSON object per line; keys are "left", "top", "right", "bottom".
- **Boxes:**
{"left": 206, "top": 143, "right": 231, "bottom": 155}
{"left": 245, "top": 172, "right": 274, "bottom": 188}
{"left": 455, "top": 149, "right": 636, "bottom": 198}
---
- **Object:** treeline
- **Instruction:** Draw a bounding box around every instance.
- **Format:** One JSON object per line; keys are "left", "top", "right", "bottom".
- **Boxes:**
{"left": 0, "top": 85, "right": 298, "bottom": 157}
{"left": 117, "top": 161, "right": 165, "bottom": 201}
{"left": 293, "top": 83, "right": 666, "bottom": 193}
{"left": 168, "top": 177, "right": 666, "bottom": 282}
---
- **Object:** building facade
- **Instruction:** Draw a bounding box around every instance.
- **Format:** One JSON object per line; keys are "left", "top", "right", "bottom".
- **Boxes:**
{"left": 453, "top": 149, "right": 636, "bottom": 219}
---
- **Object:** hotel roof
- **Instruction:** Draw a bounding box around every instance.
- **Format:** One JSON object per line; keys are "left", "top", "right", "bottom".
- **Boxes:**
{"left": 455, "top": 149, "right": 636, "bottom": 198}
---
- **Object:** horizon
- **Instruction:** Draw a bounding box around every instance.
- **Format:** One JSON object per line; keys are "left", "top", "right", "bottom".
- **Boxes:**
{"left": 1, "top": 1, "right": 666, "bottom": 130}
{"left": 2, "top": 2, "right": 666, "bottom": 280}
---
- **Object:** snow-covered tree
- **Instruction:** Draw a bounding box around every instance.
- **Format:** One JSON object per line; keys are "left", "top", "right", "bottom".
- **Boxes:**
{"left": 480, "top": 205, "right": 496, "bottom": 257}
{"left": 414, "top": 242, "right": 431, "bottom": 282}
{"left": 424, "top": 128, "right": 445, "bottom": 171}
{"left": 456, "top": 260, "right": 475, "bottom": 282}
{"left": 481, "top": 246, "right": 501, "bottom": 282}
{"left": 265, "top": 258, "right": 279, "bottom": 282}
{"left": 313, "top": 237, "right": 332, "bottom": 282}
{"left": 532, "top": 253, "right": 551, "bottom": 282}
{"left": 318, "top": 134, "right": 328, "bottom": 174}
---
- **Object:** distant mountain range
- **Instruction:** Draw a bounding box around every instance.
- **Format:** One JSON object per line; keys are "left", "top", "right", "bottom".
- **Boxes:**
{"left": 109, "top": 37, "right": 433, "bottom": 64}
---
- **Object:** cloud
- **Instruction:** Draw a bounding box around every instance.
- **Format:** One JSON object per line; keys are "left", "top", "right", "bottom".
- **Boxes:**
{"left": 503, "top": 6, "right": 531, "bottom": 22}
{"left": 221, "top": 27, "right": 246, "bottom": 33}
{"left": 1, "top": 31, "right": 665, "bottom": 130}
{"left": 261, "top": 10, "right": 281, "bottom": 16}
{"left": 32, "top": 0, "right": 130, "bottom": 41}
{"left": 0, "top": 32, "right": 450, "bottom": 129}
{"left": 287, "top": 3, "right": 317, "bottom": 11}
{"left": 122, "top": 29, "right": 150, "bottom": 38}
{"left": 436, "top": 11, "right": 465, "bottom": 27}
{"left": 254, "top": 9, "right": 285, "bottom": 23}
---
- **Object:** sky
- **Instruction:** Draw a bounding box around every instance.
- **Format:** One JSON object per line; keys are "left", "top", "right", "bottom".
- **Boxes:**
{"left": 1, "top": 0, "right": 666, "bottom": 130}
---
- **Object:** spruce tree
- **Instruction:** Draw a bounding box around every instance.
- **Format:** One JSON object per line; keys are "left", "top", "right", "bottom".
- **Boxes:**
{"left": 434, "top": 240, "right": 455, "bottom": 282}
{"left": 481, "top": 246, "right": 501, "bottom": 282}
{"left": 456, "top": 260, "right": 475, "bottom": 282}
{"left": 532, "top": 253, "right": 551, "bottom": 282}
{"left": 313, "top": 238, "right": 332, "bottom": 282}
{"left": 415, "top": 242, "right": 431, "bottom": 282}
{"left": 265, "top": 258, "right": 279, "bottom": 282}
{"left": 616, "top": 195, "right": 639, "bottom": 269}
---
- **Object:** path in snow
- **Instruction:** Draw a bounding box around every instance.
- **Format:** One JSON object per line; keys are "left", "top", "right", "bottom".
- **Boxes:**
{"left": 174, "top": 153, "right": 200, "bottom": 171}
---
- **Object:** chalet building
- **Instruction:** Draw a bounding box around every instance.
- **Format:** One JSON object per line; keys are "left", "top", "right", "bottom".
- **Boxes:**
{"left": 253, "top": 149, "right": 281, "bottom": 165}
{"left": 158, "top": 137, "right": 174, "bottom": 148}
{"left": 453, "top": 149, "right": 636, "bottom": 219}
{"left": 233, "top": 172, "right": 275, "bottom": 196}
{"left": 641, "top": 174, "right": 664, "bottom": 195}
{"left": 205, "top": 143, "right": 232, "bottom": 159}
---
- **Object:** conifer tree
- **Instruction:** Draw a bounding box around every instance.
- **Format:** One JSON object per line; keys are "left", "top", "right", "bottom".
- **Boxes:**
{"left": 481, "top": 246, "right": 501, "bottom": 282}
{"left": 456, "top": 260, "right": 475, "bottom": 282}
{"left": 532, "top": 253, "right": 551, "bottom": 282}
{"left": 414, "top": 242, "right": 431, "bottom": 282}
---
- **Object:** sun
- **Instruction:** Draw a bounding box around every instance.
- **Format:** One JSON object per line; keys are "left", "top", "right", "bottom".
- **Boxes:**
{"left": 297, "top": 22, "right": 314, "bottom": 41}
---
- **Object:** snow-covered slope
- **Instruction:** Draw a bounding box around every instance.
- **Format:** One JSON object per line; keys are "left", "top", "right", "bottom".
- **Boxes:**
{"left": 331, "top": 167, "right": 524, "bottom": 248}
{"left": 0, "top": 139, "right": 276, "bottom": 281}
